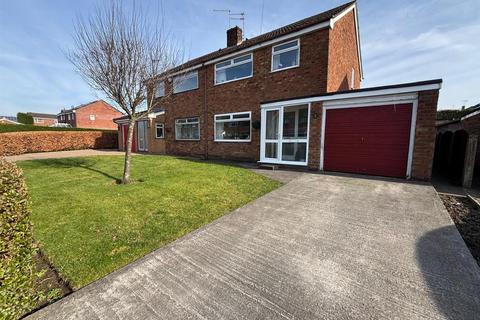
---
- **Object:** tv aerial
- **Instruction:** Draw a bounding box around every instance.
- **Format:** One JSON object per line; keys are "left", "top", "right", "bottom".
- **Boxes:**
{"left": 213, "top": 9, "right": 245, "bottom": 36}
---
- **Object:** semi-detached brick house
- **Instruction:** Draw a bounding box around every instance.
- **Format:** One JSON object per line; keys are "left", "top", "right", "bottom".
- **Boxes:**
{"left": 58, "top": 100, "right": 123, "bottom": 130}
{"left": 114, "top": 1, "right": 442, "bottom": 180}
{"left": 26, "top": 112, "right": 58, "bottom": 126}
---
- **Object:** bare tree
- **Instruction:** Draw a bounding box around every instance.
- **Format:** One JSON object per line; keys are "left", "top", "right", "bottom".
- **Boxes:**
{"left": 69, "top": 1, "right": 183, "bottom": 184}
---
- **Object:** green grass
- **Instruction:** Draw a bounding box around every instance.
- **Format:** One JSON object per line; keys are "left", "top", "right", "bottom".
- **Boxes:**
{"left": 0, "top": 124, "right": 115, "bottom": 133}
{"left": 18, "top": 155, "right": 281, "bottom": 289}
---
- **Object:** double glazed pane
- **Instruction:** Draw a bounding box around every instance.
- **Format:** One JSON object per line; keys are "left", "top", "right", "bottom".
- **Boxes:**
{"left": 272, "top": 49, "right": 298, "bottom": 71}
{"left": 266, "top": 110, "right": 279, "bottom": 140}
{"left": 176, "top": 118, "right": 199, "bottom": 140}
{"left": 281, "top": 142, "right": 306, "bottom": 162}
{"left": 282, "top": 105, "right": 308, "bottom": 139}
{"left": 215, "top": 121, "right": 250, "bottom": 140}
{"left": 173, "top": 72, "right": 198, "bottom": 93}
{"left": 272, "top": 40, "right": 299, "bottom": 71}
{"left": 155, "top": 82, "right": 165, "bottom": 97}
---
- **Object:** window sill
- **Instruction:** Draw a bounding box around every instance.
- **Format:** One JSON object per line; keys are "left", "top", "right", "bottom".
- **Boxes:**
{"left": 175, "top": 139, "right": 200, "bottom": 141}
{"left": 214, "top": 75, "right": 253, "bottom": 86}
{"left": 270, "top": 64, "right": 300, "bottom": 73}
{"left": 214, "top": 139, "right": 251, "bottom": 143}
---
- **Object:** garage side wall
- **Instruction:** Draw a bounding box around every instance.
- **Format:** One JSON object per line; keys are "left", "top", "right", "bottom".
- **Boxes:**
{"left": 411, "top": 89, "right": 439, "bottom": 180}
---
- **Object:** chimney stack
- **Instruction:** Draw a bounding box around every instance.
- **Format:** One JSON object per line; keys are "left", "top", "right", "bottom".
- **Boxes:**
{"left": 227, "top": 26, "right": 243, "bottom": 47}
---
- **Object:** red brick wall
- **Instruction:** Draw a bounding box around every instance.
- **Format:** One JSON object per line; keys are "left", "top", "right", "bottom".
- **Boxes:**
{"left": 411, "top": 90, "right": 439, "bottom": 180}
{"left": 308, "top": 102, "right": 322, "bottom": 170}
{"left": 157, "top": 27, "right": 331, "bottom": 161}
{"left": 461, "top": 114, "right": 480, "bottom": 135}
{"left": 75, "top": 101, "right": 123, "bottom": 130}
{"left": 33, "top": 118, "right": 57, "bottom": 127}
{"left": 0, "top": 131, "right": 118, "bottom": 156}
{"left": 327, "top": 10, "right": 361, "bottom": 92}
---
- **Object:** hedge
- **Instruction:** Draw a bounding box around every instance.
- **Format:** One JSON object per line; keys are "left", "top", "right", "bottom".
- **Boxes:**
{"left": 0, "top": 124, "right": 118, "bottom": 133}
{"left": 0, "top": 131, "right": 118, "bottom": 156}
{"left": 0, "top": 158, "right": 39, "bottom": 319}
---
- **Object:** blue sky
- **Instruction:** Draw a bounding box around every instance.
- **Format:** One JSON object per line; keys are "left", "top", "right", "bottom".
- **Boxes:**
{"left": 0, "top": 0, "right": 478, "bottom": 116}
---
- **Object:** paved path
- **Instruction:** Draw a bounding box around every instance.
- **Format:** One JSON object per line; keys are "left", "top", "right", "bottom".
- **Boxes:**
{"left": 29, "top": 174, "right": 480, "bottom": 319}
{"left": 5, "top": 149, "right": 125, "bottom": 162}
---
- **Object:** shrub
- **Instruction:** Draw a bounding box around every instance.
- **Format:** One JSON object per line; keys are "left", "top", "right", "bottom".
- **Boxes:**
{"left": 0, "top": 158, "right": 39, "bottom": 319}
{"left": 16, "top": 113, "right": 33, "bottom": 125}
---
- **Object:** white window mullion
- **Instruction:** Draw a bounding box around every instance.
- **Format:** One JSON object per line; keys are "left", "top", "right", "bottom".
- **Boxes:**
{"left": 278, "top": 107, "right": 284, "bottom": 162}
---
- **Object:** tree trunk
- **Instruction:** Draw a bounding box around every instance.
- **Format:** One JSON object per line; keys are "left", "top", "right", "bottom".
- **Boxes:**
{"left": 122, "top": 119, "right": 136, "bottom": 184}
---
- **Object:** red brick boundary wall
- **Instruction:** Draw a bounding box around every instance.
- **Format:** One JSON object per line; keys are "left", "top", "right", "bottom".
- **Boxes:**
{"left": 0, "top": 131, "right": 118, "bottom": 156}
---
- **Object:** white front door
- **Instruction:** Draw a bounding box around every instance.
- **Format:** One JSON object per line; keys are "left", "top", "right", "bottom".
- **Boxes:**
{"left": 260, "top": 104, "right": 310, "bottom": 166}
{"left": 137, "top": 121, "right": 148, "bottom": 152}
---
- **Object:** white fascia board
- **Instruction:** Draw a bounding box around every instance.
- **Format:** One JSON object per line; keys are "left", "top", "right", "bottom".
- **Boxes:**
{"left": 167, "top": 65, "right": 203, "bottom": 78}
{"left": 330, "top": 3, "right": 356, "bottom": 27}
{"left": 261, "top": 82, "right": 442, "bottom": 108}
{"left": 323, "top": 93, "right": 418, "bottom": 107}
{"left": 329, "top": 3, "right": 363, "bottom": 80}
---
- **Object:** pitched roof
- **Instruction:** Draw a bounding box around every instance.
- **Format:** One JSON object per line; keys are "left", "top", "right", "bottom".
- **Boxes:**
{"left": 163, "top": 1, "right": 356, "bottom": 75}
{"left": 59, "top": 100, "right": 102, "bottom": 114}
{"left": 58, "top": 100, "right": 119, "bottom": 115}
{"left": 26, "top": 112, "right": 57, "bottom": 119}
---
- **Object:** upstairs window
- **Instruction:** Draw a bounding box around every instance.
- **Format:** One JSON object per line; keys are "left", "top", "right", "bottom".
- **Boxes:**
{"left": 175, "top": 117, "right": 200, "bottom": 140}
{"left": 173, "top": 71, "right": 198, "bottom": 94}
{"left": 89, "top": 114, "right": 96, "bottom": 121}
{"left": 155, "top": 82, "right": 165, "bottom": 98}
{"left": 215, "top": 53, "right": 253, "bottom": 85}
{"left": 272, "top": 39, "right": 300, "bottom": 72}
{"left": 214, "top": 112, "right": 251, "bottom": 142}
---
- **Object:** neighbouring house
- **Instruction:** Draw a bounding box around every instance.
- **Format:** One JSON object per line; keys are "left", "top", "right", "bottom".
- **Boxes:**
{"left": 0, "top": 116, "right": 21, "bottom": 125}
{"left": 114, "top": 1, "right": 442, "bottom": 180}
{"left": 26, "top": 112, "right": 58, "bottom": 126}
{"left": 58, "top": 100, "right": 123, "bottom": 130}
{"left": 434, "top": 103, "right": 480, "bottom": 187}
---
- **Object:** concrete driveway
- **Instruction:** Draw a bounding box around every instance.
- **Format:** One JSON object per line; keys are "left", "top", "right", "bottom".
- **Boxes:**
{"left": 29, "top": 173, "right": 480, "bottom": 319}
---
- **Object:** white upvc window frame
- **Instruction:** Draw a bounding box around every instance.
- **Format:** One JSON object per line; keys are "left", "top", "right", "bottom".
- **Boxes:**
{"left": 155, "top": 82, "right": 165, "bottom": 98}
{"left": 173, "top": 71, "right": 199, "bottom": 94}
{"left": 175, "top": 117, "right": 200, "bottom": 141}
{"left": 89, "top": 114, "right": 96, "bottom": 121}
{"left": 34, "top": 118, "right": 44, "bottom": 123}
{"left": 155, "top": 123, "right": 165, "bottom": 139}
{"left": 260, "top": 103, "right": 310, "bottom": 166}
{"left": 271, "top": 39, "right": 300, "bottom": 72}
{"left": 214, "top": 53, "right": 253, "bottom": 85}
{"left": 214, "top": 111, "right": 252, "bottom": 142}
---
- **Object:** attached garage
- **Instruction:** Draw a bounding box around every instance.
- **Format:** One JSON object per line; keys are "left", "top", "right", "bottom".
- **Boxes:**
{"left": 260, "top": 79, "right": 442, "bottom": 180}
{"left": 323, "top": 103, "right": 414, "bottom": 178}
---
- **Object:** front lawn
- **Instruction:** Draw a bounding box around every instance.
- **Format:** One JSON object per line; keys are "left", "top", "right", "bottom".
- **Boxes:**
{"left": 19, "top": 155, "right": 280, "bottom": 289}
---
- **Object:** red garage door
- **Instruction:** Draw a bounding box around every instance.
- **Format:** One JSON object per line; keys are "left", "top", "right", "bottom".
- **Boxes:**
{"left": 323, "top": 103, "right": 413, "bottom": 178}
